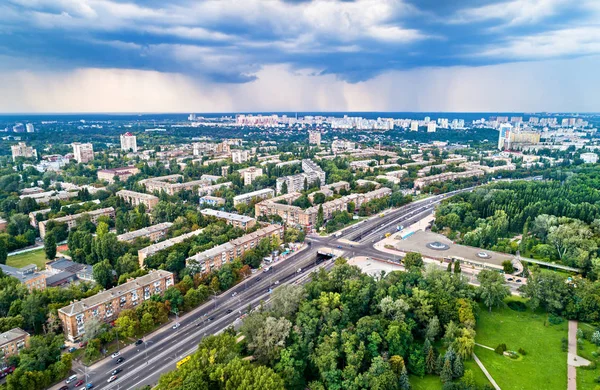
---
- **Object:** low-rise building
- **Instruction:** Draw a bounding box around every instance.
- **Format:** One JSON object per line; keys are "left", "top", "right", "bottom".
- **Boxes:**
{"left": 0, "top": 264, "right": 47, "bottom": 291}
{"left": 58, "top": 270, "right": 174, "bottom": 342}
{"left": 0, "top": 328, "right": 30, "bottom": 362}
{"left": 200, "top": 209, "right": 256, "bottom": 230}
{"left": 233, "top": 188, "right": 275, "bottom": 206}
{"left": 97, "top": 166, "right": 140, "bottom": 184}
{"left": 138, "top": 229, "right": 204, "bottom": 267}
{"left": 199, "top": 195, "right": 226, "bottom": 207}
{"left": 44, "top": 258, "right": 94, "bottom": 287}
{"left": 197, "top": 182, "right": 232, "bottom": 196}
{"left": 39, "top": 207, "right": 115, "bottom": 239}
{"left": 116, "top": 190, "right": 160, "bottom": 210}
{"left": 238, "top": 167, "right": 263, "bottom": 185}
{"left": 581, "top": 152, "right": 599, "bottom": 164}
{"left": 413, "top": 170, "right": 484, "bottom": 189}
{"left": 186, "top": 225, "right": 283, "bottom": 274}
{"left": 117, "top": 222, "right": 173, "bottom": 243}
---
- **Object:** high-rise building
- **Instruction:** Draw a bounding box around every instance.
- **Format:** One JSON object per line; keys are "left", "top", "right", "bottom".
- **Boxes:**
{"left": 231, "top": 150, "right": 249, "bottom": 163}
{"left": 11, "top": 142, "right": 37, "bottom": 161}
{"left": 308, "top": 130, "right": 321, "bottom": 145}
{"left": 120, "top": 132, "right": 137, "bottom": 152}
{"left": 427, "top": 122, "right": 437, "bottom": 133}
{"left": 410, "top": 121, "right": 419, "bottom": 131}
{"left": 72, "top": 142, "right": 94, "bottom": 163}
{"left": 12, "top": 123, "right": 25, "bottom": 133}
{"left": 498, "top": 123, "right": 513, "bottom": 150}
{"left": 25, "top": 123, "right": 35, "bottom": 133}
{"left": 238, "top": 167, "right": 263, "bottom": 185}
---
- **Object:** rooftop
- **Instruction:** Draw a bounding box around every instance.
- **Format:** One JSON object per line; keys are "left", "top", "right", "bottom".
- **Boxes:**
{"left": 138, "top": 228, "right": 204, "bottom": 256}
{"left": 200, "top": 209, "right": 255, "bottom": 223}
{"left": 0, "top": 328, "right": 29, "bottom": 345}
{"left": 117, "top": 222, "right": 173, "bottom": 242}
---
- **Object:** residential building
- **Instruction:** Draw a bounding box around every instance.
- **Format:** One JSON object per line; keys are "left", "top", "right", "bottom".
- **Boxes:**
{"left": 97, "top": 166, "right": 140, "bottom": 184}
{"left": 138, "top": 229, "right": 204, "bottom": 267}
{"left": 117, "top": 222, "right": 173, "bottom": 243}
{"left": 413, "top": 170, "right": 485, "bottom": 189}
{"left": 427, "top": 122, "right": 437, "bottom": 133}
{"left": 120, "top": 132, "right": 138, "bottom": 152}
{"left": 11, "top": 142, "right": 37, "bottom": 161}
{"left": 116, "top": 190, "right": 160, "bottom": 210}
{"left": 186, "top": 225, "right": 284, "bottom": 274}
{"left": 385, "top": 170, "right": 408, "bottom": 179}
{"left": 19, "top": 190, "right": 78, "bottom": 205}
{"left": 0, "top": 328, "right": 30, "bottom": 362}
{"left": 0, "top": 264, "right": 47, "bottom": 291}
{"left": 498, "top": 123, "right": 513, "bottom": 150}
{"left": 308, "top": 130, "right": 321, "bottom": 145}
{"left": 581, "top": 152, "right": 599, "bottom": 164}
{"left": 25, "top": 123, "right": 35, "bottom": 133}
{"left": 199, "top": 195, "right": 226, "bottom": 207}
{"left": 201, "top": 174, "right": 221, "bottom": 183}
{"left": 140, "top": 175, "right": 225, "bottom": 196}
{"left": 276, "top": 159, "right": 326, "bottom": 194}
{"left": 231, "top": 150, "right": 250, "bottom": 163}
{"left": 331, "top": 140, "right": 356, "bottom": 154}
{"left": 350, "top": 160, "right": 377, "bottom": 172}
{"left": 410, "top": 121, "right": 419, "bottom": 131}
{"left": 58, "top": 270, "right": 174, "bottom": 342}
{"left": 44, "top": 258, "right": 94, "bottom": 287}
{"left": 72, "top": 143, "right": 94, "bottom": 163}
{"left": 197, "top": 182, "right": 232, "bottom": 196}
{"left": 238, "top": 167, "right": 263, "bottom": 185}
{"left": 200, "top": 209, "right": 257, "bottom": 230}
{"left": 39, "top": 207, "right": 115, "bottom": 239}
{"left": 233, "top": 188, "right": 275, "bottom": 205}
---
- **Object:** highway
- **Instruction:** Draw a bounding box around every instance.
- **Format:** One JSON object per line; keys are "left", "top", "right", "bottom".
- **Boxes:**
{"left": 56, "top": 187, "right": 480, "bottom": 390}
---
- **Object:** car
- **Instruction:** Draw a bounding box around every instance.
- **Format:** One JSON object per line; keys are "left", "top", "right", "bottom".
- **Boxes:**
{"left": 231, "top": 292, "right": 237, "bottom": 297}
{"left": 274, "top": 280, "right": 279, "bottom": 285}
{"left": 256, "top": 277, "right": 261, "bottom": 281}
{"left": 226, "top": 309, "right": 233, "bottom": 314}
{"left": 86, "top": 384, "right": 94, "bottom": 389}
{"left": 116, "top": 357, "right": 124, "bottom": 364}
{"left": 516, "top": 279, "right": 522, "bottom": 283}
{"left": 135, "top": 339, "right": 143, "bottom": 346}
{"left": 208, "top": 316, "right": 215, "bottom": 321}
{"left": 66, "top": 375, "right": 78, "bottom": 384}
{"left": 172, "top": 322, "right": 180, "bottom": 329}
{"left": 78, "top": 341, "right": 88, "bottom": 348}
{"left": 507, "top": 277, "right": 514, "bottom": 281}
{"left": 296, "top": 268, "right": 302, "bottom": 273}
{"left": 59, "top": 386, "right": 69, "bottom": 390}
{"left": 107, "top": 375, "right": 118, "bottom": 383}
{"left": 111, "top": 351, "right": 120, "bottom": 359}
{"left": 68, "top": 347, "right": 77, "bottom": 353}
{"left": 75, "top": 379, "right": 85, "bottom": 387}
{"left": 111, "top": 368, "right": 122, "bottom": 376}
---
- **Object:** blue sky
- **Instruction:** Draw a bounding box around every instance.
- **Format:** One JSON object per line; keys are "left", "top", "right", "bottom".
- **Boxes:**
{"left": 0, "top": 0, "right": 599, "bottom": 112}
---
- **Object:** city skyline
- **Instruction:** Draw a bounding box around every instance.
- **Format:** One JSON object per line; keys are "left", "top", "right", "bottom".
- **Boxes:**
{"left": 1, "top": 0, "right": 599, "bottom": 112}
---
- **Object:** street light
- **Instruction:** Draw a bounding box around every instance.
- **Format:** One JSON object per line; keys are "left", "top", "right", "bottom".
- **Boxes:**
{"left": 143, "top": 340, "right": 154, "bottom": 365}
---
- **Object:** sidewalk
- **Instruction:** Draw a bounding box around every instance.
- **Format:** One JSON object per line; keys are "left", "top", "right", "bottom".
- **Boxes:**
{"left": 568, "top": 320, "right": 591, "bottom": 390}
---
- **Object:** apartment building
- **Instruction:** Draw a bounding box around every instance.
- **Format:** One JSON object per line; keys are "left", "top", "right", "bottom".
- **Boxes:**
{"left": 413, "top": 169, "right": 485, "bottom": 189}
{"left": 197, "top": 182, "right": 232, "bottom": 197}
{"left": 138, "top": 229, "right": 204, "bottom": 267}
{"left": 276, "top": 159, "right": 326, "bottom": 194}
{"left": 39, "top": 207, "right": 115, "bottom": 239}
{"left": 350, "top": 160, "right": 377, "bottom": 172}
{"left": 238, "top": 167, "right": 263, "bottom": 185}
{"left": 308, "top": 130, "right": 321, "bottom": 145}
{"left": 385, "top": 170, "right": 408, "bottom": 179}
{"left": 0, "top": 264, "right": 47, "bottom": 291}
{"left": 97, "top": 166, "right": 140, "bottom": 184}
{"left": 58, "top": 270, "right": 174, "bottom": 342}
{"left": 117, "top": 222, "right": 173, "bottom": 243}
{"left": 200, "top": 209, "right": 256, "bottom": 230}
{"left": 116, "top": 190, "right": 160, "bottom": 210}
{"left": 120, "top": 132, "right": 138, "bottom": 153}
{"left": 418, "top": 164, "right": 447, "bottom": 177}
{"left": 0, "top": 328, "right": 30, "bottom": 362}
{"left": 231, "top": 150, "right": 250, "bottom": 163}
{"left": 72, "top": 142, "right": 94, "bottom": 163}
{"left": 11, "top": 142, "right": 37, "bottom": 161}
{"left": 199, "top": 195, "right": 226, "bottom": 207}
{"left": 186, "top": 225, "right": 284, "bottom": 274}
{"left": 19, "top": 190, "right": 78, "bottom": 205}
{"left": 233, "top": 188, "right": 275, "bottom": 206}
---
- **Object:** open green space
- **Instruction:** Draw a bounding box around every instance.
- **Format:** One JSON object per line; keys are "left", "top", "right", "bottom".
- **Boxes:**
{"left": 6, "top": 249, "right": 48, "bottom": 269}
{"left": 576, "top": 323, "right": 600, "bottom": 390}
{"left": 410, "top": 359, "right": 490, "bottom": 390}
{"left": 474, "top": 297, "right": 568, "bottom": 390}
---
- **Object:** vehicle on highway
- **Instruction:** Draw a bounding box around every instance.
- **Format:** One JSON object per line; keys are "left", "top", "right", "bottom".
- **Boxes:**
{"left": 59, "top": 386, "right": 69, "bottom": 390}
{"left": 297, "top": 268, "right": 302, "bottom": 273}
{"left": 516, "top": 279, "right": 522, "bottom": 283}
{"left": 172, "top": 322, "right": 180, "bottom": 329}
{"left": 111, "top": 351, "right": 120, "bottom": 359}
{"left": 256, "top": 276, "right": 261, "bottom": 281}
{"left": 86, "top": 384, "right": 94, "bottom": 389}
{"left": 74, "top": 379, "right": 84, "bottom": 387}
{"left": 226, "top": 309, "right": 233, "bottom": 314}
{"left": 507, "top": 277, "right": 514, "bottom": 281}
{"left": 274, "top": 280, "right": 279, "bottom": 285}
{"left": 107, "top": 375, "right": 118, "bottom": 383}
{"left": 177, "top": 355, "right": 191, "bottom": 369}
{"left": 385, "top": 232, "right": 391, "bottom": 238}
{"left": 263, "top": 266, "right": 272, "bottom": 272}
{"left": 135, "top": 339, "right": 143, "bottom": 345}
{"left": 337, "top": 245, "right": 342, "bottom": 249}
{"left": 111, "top": 368, "right": 122, "bottom": 376}
{"left": 116, "top": 357, "right": 124, "bottom": 364}
{"left": 334, "top": 231, "right": 342, "bottom": 238}
{"left": 232, "top": 292, "right": 237, "bottom": 297}
{"left": 208, "top": 316, "right": 215, "bottom": 321}
{"left": 66, "top": 375, "right": 78, "bottom": 384}
{"left": 379, "top": 213, "right": 384, "bottom": 217}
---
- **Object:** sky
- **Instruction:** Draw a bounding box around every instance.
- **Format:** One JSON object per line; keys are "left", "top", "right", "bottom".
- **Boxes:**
{"left": 0, "top": 0, "right": 599, "bottom": 113}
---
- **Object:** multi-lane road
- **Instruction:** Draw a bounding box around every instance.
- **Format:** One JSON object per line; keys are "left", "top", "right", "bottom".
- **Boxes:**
{"left": 55, "top": 188, "right": 478, "bottom": 390}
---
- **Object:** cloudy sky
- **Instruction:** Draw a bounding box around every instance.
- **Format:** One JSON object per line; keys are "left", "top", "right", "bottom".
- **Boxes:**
{"left": 0, "top": 0, "right": 599, "bottom": 113}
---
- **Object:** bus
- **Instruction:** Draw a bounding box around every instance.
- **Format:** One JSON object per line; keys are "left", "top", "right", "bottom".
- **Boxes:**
{"left": 176, "top": 355, "right": 191, "bottom": 369}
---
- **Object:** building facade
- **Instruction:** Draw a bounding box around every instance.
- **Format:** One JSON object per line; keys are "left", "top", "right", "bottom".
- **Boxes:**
{"left": 120, "top": 132, "right": 138, "bottom": 153}
{"left": 0, "top": 328, "right": 30, "bottom": 362}
{"left": 138, "top": 229, "right": 204, "bottom": 267}
{"left": 200, "top": 209, "right": 257, "bottom": 230}
{"left": 11, "top": 142, "right": 37, "bottom": 161}
{"left": 233, "top": 188, "right": 275, "bottom": 206}
{"left": 39, "top": 207, "right": 115, "bottom": 239}
{"left": 58, "top": 270, "right": 174, "bottom": 342}
{"left": 72, "top": 143, "right": 94, "bottom": 163}
{"left": 117, "top": 222, "right": 173, "bottom": 243}
{"left": 116, "top": 190, "right": 160, "bottom": 210}
{"left": 97, "top": 166, "right": 140, "bottom": 184}
{"left": 238, "top": 167, "right": 263, "bottom": 185}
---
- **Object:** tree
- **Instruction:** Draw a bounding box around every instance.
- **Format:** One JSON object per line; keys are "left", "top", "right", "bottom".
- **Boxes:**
{"left": 83, "top": 318, "right": 105, "bottom": 342}
{"left": 425, "top": 316, "right": 440, "bottom": 341}
{"left": 140, "top": 312, "right": 155, "bottom": 334}
{"left": 452, "top": 355, "right": 464, "bottom": 378}
{"left": 399, "top": 366, "right": 411, "bottom": 390}
{"left": 115, "top": 314, "right": 139, "bottom": 339}
{"left": 425, "top": 344, "right": 436, "bottom": 374}
{"left": 317, "top": 204, "right": 324, "bottom": 228}
{"left": 246, "top": 316, "right": 292, "bottom": 364}
{"left": 44, "top": 233, "right": 57, "bottom": 260}
{"left": 270, "top": 285, "right": 304, "bottom": 319}
{"left": 280, "top": 181, "right": 288, "bottom": 195}
{"left": 404, "top": 252, "right": 424, "bottom": 269}
{"left": 440, "top": 358, "right": 453, "bottom": 383}
{"left": 502, "top": 260, "right": 514, "bottom": 274}
{"left": 453, "top": 261, "right": 461, "bottom": 274}
{"left": 379, "top": 296, "right": 409, "bottom": 322}
{"left": 477, "top": 270, "right": 510, "bottom": 312}
{"left": 0, "top": 240, "right": 6, "bottom": 265}
{"left": 93, "top": 259, "right": 114, "bottom": 289}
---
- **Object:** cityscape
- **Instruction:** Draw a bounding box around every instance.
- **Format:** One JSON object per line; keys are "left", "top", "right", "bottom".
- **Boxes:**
{"left": 1, "top": 1, "right": 600, "bottom": 390}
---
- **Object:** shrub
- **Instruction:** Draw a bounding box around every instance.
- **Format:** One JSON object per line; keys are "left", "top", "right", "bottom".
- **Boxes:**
{"left": 592, "top": 351, "right": 598, "bottom": 358}
{"left": 495, "top": 343, "right": 507, "bottom": 355}
{"left": 506, "top": 351, "right": 519, "bottom": 359}
{"left": 507, "top": 300, "right": 527, "bottom": 312}
{"left": 561, "top": 337, "right": 568, "bottom": 352}
{"left": 594, "top": 376, "right": 600, "bottom": 383}
{"left": 548, "top": 314, "right": 564, "bottom": 325}
{"left": 581, "top": 361, "right": 597, "bottom": 370}
{"left": 518, "top": 348, "right": 527, "bottom": 356}
{"left": 577, "top": 329, "right": 584, "bottom": 339}
{"left": 592, "top": 331, "right": 600, "bottom": 346}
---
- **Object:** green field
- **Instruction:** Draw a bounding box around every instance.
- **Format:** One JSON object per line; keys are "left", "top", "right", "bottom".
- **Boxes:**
{"left": 410, "top": 358, "right": 490, "bottom": 390}
{"left": 474, "top": 297, "right": 568, "bottom": 390}
{"left": 576, "top": 323, "right": 600, "bottom": 390}
{"left": 6, "top": 249, "right": 48, "bottom": 269}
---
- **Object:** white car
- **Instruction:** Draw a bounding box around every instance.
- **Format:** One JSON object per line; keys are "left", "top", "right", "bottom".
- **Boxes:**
{"left": 172, "top": 322, "right": 180, "bottom": 329}
{"left": 231, "top": 292, "right": 237, "bottom": 297}
{"left": 107, "top": 375, "right": 118, "bottom": 383}
{"left": 111, "top": 352, "right": 120, "bottom": 359}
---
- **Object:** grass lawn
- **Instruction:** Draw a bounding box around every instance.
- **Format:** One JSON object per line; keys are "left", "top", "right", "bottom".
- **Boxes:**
{"left": 7, "top": 249, "right": 48, "bottom": 269}
{"left": 410, "top": 359, "right": 490, "bottom": 390}
{"left": 474, "top": 297, "right": 568, "bottom": 390}
{"left": 576, "top": 323, "right": 600, "bottom": 390}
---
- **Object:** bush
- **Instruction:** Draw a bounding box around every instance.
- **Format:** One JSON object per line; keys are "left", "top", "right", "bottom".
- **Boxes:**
{"left": 581, "top": 361, "right": 597, "bottom": 370}
{"left": 549, "top": 314, "right": 564, "bottom": 325}
{"left": 506, "top": 351, "right": 519, "bottom": 359}
{"left": 518, "top": 348, "right": 527, "bottom": 356}
{"left": 561, "top": 337, "right": 568, "bottom": 352}
{"left": 592, "top": 331, "right": 600, "bottom": 346}
{"left": 594, "top": 376, "right": 600, "bottom": 383}
{"left": 495, "top": 343, "right": 507, "bottom": 355}
{"left": 507, "top": 300, "right": 527, "bottom": 312}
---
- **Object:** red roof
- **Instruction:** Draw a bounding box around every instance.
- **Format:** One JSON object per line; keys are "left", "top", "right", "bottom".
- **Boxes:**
{"left": 123, "top": 132, "right": 133, "bottom": 136}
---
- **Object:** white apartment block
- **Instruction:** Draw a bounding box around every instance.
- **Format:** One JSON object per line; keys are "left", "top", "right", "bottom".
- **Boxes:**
{"left": 308, "top": 130, "right": 321, "bottom": 145}
{"left": 231, "top": 150, "right": 250, "bottom": 163}
{"left": 72, "top": 143, "right": 94, "bottom": 163}
{"left": 233, "top": 188, "right": 275, "bottom": 206}
{"left": 120, "top": 132, "right": 138, "bottom": 153}
{"left": 238, "top": 167, "right": 263, "bottom": 185}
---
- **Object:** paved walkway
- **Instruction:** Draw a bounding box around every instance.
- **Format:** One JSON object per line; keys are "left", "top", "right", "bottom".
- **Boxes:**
{"left": 472, "top": 352, "right": 501, "bottom": 390}
{"left": 568, "top": 320, "right": 591, "bottom": 390}
{"left": 475, "top": 343, "right": 495, "bottom": 351}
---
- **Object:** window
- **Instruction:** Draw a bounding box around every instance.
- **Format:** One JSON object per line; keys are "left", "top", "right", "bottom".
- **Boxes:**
{"left": 144, "top": 286, "right": 151, "bottom": 300}
{"left": 131, "top": 290, "right": 138, "bottom": 301}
